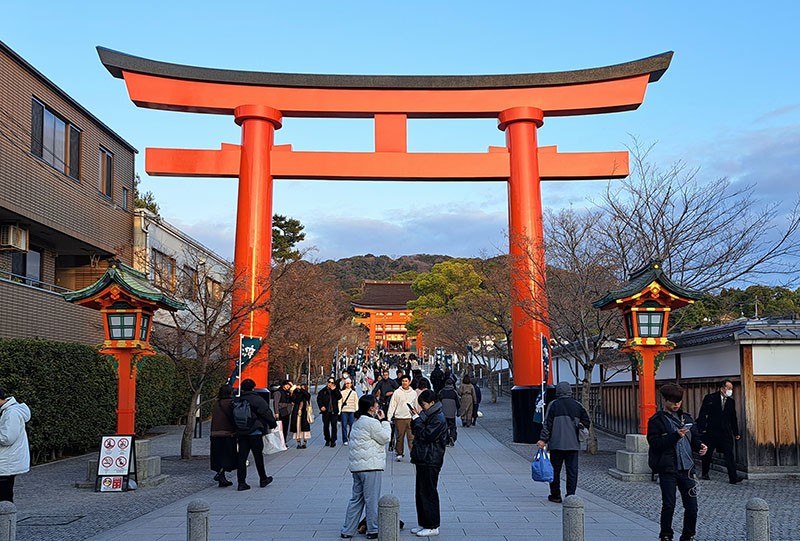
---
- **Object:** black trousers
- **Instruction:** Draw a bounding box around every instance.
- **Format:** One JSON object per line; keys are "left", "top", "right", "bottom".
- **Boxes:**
{"left": 0, "top": 475, "right": 15, "bottom": 502}
{"left": 322, "top": 412, "right": 338, "bottom": 443}
{"left": 446, "top": 417, "right": 457, "bottom": 443}
{"left": 549, "top": 449, "right": 579, "bottom": 497}
{"left": 701, "top": 433, "right": 737, "bottom": 482}
{"left": 236, "top": 434, "right": 268, "bottom": 485}
{"left": 415, "top": 464, "right": 441, "bottom": 529}
{"left": 658, "top": 469, "right": 698, "bottom": 541}
{"left": 278, "top": 414, "right": 291, "bottom": 440}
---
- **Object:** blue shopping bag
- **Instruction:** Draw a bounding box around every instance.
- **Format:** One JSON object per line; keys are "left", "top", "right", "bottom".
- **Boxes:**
{"left": 531, "top": 448, "right": 554, "bottom": 483}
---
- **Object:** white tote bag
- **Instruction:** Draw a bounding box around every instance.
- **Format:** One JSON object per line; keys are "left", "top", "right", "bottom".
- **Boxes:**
{"left": 263, "top": 421, "right": 288, "bottom": 455}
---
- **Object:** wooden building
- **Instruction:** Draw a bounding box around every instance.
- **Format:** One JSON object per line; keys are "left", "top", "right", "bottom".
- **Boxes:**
{"left": 351, "top": 280, "right": 423, "bottom": 355}
{"left": 566, "top": 318, "right": 800, "bottom": 478}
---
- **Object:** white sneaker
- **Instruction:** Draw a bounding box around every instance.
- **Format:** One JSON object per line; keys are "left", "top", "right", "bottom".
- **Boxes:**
{"left": 416, "top": 528, "right": 439, "bottom": 537}
{"left": 411, "top": 526, "right": 424, "bottom": 534}
{"left": 396, "top": 454, "right": 403, "bottom": 462}
{"left": 344, "top": 442, "right": 348, "bottom": 446}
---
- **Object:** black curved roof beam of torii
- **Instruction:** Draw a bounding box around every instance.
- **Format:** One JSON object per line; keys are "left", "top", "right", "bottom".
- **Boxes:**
{"left": 96, "top": 47, "right": 673, "bottom": 118}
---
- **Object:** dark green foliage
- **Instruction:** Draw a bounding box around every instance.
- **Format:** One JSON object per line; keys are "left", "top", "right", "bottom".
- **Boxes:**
{"left": 0, "top": 339, "right": 116, "bottom": 464}
{"left": 135, "top": 354, "right": 185, "bottom": 434}
{"left": 273, "top": 214, "right": 306, "bottom": 263}
{"left": 0, "top": 339, "right": 191, "bottom": 464}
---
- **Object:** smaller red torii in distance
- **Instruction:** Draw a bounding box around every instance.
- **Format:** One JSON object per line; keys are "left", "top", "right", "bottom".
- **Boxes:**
{"left": 99, "top": 48, "right": 671, "bottom": 443}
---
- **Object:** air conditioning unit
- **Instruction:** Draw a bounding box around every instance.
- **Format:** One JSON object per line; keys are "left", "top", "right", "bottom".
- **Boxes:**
{"left": 0, "top": 224, "right": 29, "bottom": 251}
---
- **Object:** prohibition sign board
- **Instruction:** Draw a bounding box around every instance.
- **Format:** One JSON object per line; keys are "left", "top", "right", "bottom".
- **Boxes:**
{"left": 96, "top": 435, "right": 136, "bottom": 492}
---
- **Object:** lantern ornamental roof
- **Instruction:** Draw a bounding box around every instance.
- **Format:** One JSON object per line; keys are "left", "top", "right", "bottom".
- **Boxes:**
{"left": 351, "top": 281, "right": 418, "bottom": 311}
{"left": 592, "top": 260, "right": 703, "bottom": 310}
{"left": 63, "top": 259, "right": 186, "bottom": 311}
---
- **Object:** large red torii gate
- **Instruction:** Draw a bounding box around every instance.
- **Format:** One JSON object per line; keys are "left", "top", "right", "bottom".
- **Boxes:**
{"left": 98, "top": 48, "right": 671, "bottom": 442}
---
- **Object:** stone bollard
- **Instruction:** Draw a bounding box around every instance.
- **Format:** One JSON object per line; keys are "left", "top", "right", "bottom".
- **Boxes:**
{"left": 0, "top": 501, "right": 16, "bottom": 541}
{"left": 186, "top": 499, "right": 210, "bottom": 541}
{"left": 378, "top": 494, "right": 400, "bottom": 541}
{"left": 746, "top": 497, "right": 770, "bottom": 541}
{"left": 562, "top": 495, "right": 585, "bottom": 541}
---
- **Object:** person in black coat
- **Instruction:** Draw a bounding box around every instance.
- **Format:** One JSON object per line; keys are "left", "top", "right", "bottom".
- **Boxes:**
{"left": 647, "top": 383, "right": 708, "bottom": 541}
{"left": 317, "top": 377, "right": 342, "bottom": 447}
{"left": 235, "top": 378, "right": 278, "bottom": 491}
{"left": 409, "top": 389, "right": 449, "bottom": 537}
{"left": 696, "top": 379, "right": 741, "bottom": 483}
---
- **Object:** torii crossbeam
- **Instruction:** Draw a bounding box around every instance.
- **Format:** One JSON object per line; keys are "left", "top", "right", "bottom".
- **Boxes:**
{"left": 99, "top": 47, "right": 672, "bottom": 443}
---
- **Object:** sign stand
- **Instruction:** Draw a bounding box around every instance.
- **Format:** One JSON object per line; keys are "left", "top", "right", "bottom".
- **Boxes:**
{"left": 95, "top": 435, "right": 138, "bottom": 492}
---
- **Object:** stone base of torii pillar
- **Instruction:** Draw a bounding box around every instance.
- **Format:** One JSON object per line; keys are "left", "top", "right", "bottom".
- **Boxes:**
{"left": 608, "top": 434, "right": 653, "bottom": 482}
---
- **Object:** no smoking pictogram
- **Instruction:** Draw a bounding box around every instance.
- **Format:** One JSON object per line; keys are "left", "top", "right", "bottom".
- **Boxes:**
{"left": 102, "top": 456, "right": 113, "bottom": 468}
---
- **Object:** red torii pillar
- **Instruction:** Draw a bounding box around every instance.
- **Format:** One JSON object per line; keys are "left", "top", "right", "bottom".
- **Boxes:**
{"left": 98, "top": 47, "right": 671, "bottom": 441}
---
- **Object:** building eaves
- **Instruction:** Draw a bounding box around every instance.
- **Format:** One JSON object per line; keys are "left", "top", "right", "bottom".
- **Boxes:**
{"left": 669, "top": 318, "right": 800, "bottom": 348}
{"left": 0, "top": 40, "right": 138, "bottom": 154}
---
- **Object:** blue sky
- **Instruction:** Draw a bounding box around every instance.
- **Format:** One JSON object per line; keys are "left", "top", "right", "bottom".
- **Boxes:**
{"left": 2, "top": 2, "right": 798, "bottom": 262}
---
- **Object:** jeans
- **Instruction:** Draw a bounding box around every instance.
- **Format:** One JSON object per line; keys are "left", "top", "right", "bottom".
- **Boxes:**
{"left": 415, "top": 464, "right": 441, "bottom": 529}
{"left": 549, "top": 449, "right": 579, "bottom": 497}
{"left": 659, "top": 469, "right": 698, "bottom": 541}
{"left": 341, "top": 412, "right": 355, "bottom": 443}
{"left": 236, "top": 434, "right": 268, "bottom": 485}
{"left": 341, "top": 471, "right": 382, "bottom": 536}
{"left": 322, "top": 412, "right": 338, "bottom": 444}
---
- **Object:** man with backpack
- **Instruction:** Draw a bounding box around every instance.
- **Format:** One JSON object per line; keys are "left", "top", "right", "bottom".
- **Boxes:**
{"left": 234, "top": 378, "right": 278, "bottom": 491}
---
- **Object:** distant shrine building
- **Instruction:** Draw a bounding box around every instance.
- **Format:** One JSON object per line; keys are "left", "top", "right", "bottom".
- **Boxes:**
{"left": 352, "top": 281, "right": 423, "bottom": 356}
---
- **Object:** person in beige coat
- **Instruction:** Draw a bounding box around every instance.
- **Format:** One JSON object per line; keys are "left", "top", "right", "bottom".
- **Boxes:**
{"left": 458, "top": 374, "right": 476, "bottom": 427}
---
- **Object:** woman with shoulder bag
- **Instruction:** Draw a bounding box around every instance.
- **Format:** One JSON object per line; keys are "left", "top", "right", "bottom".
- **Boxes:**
{"left": 339, "top": 379, "right": 359, "bottom": 446}
{"left": 290, "top": 383, "right": 313, "bottom": 449}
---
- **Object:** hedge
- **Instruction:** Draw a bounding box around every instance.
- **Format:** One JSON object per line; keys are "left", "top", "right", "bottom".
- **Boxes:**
{"left": 0, "top": 339, "right": 186, "bottom": 464}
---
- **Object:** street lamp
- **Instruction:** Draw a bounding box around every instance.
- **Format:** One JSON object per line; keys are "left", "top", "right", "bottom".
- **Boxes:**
{"left": 593, "top": 260, "right": 702, "bottom": 434}
{"left": 64, "top": 259, "right": 184, "bottom": 434}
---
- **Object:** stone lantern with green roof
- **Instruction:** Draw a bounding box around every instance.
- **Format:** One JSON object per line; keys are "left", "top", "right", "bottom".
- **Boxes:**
{"left": 64, "top": 258, "right": 184, "bottom": 435}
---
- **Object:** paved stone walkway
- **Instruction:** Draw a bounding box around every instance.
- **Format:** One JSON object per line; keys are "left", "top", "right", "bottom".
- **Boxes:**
{"left": 13, "top": 393, "right": 798, "bottom": 540}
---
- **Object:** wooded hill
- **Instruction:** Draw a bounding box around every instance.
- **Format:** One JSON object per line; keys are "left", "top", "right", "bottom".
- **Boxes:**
{"left": 318, "top": 253, "right": 452, "bottom": 295}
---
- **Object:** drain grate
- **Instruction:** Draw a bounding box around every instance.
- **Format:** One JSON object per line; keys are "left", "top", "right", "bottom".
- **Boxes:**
{"left": 18, "top": 515, "right": 84, "bottom": 526}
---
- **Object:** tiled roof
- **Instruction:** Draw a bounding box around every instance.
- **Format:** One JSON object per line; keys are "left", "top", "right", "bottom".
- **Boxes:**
{"left": 669, "top": 318, "right": 800, "bottom": 348}
{"left": 351, "top": 281, "right": 417, "bottom": 310}
{"left": 63, "top": 259, "right": 185, "bottom": 311}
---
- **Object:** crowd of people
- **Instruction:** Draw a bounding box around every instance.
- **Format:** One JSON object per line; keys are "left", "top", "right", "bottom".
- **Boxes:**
{"left": 207, "top": 360, "right": 483, "bottom": 537}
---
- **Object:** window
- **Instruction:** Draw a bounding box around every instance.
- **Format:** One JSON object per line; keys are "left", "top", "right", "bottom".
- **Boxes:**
{"left": 11, "top": 247, "right": 42, "bottom": 286}
{"left": 139, "top": 314, "right": 151, "bottom": 341}
{"left": 181, "top": 265, "right": 199, "bottom": 300}
{"left": 31, "top": 99, "right": 80, "bottom": 179}
{"left": 151, "top": 249, "right": 176, "bottom": 292}
{"left": 205, "top": 276, "right": 222, "bottom": 303}
{"left": 122, "top": 187, "right": 129, "bottom": 210}
{"left": 99, "top": 147, "right": 113, "bottom": 197}
{"left": 107, "top": 313, "right": 136, "bottom": 340}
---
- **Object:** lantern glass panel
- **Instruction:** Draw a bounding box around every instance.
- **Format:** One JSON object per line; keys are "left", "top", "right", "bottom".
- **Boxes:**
{"left": 107, "top": 313, "right": 136, "bottom": 340}
{"left": 637, "top": 311, "right": 664, "bottom": 338}
{"left": 140, "top": 314, "right": 151, "bottom": 341}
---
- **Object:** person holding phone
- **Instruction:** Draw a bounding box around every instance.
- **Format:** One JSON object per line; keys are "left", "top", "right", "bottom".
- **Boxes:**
{"left": 647, "top": 383, "right": 708, "bottom": 541}
{"left": 340, "top": 395, "right": 391, "bottom": 540}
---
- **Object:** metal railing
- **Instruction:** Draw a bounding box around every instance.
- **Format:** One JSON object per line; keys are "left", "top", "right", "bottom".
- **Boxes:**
{"left": 0, "top": 269, "right": 72, "bottom": 294}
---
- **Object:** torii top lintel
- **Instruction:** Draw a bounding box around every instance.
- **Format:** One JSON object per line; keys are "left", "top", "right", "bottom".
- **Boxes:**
{"left": 97, "top": 47, "right": 672, "bottom": 119}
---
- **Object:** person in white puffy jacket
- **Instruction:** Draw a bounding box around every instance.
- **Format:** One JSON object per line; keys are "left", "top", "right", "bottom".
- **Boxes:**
{"left": 340, "top": 394, "right": 392, "bottom": 540}
{"left": 0, "top": 387, "right": 31, "bottom": 503}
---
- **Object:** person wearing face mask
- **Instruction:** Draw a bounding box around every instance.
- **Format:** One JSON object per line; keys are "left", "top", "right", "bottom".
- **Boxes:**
{"left": 696, "top": 379, "right": 742, "bottom": 484}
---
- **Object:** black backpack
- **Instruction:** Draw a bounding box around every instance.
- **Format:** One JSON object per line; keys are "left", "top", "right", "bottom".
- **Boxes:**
{"left": 232, "top": 396, "right": 256, "bottom": 435}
